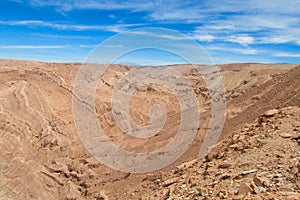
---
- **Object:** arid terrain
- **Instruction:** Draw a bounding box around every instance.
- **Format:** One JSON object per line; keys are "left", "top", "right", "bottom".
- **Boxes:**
{"left": 0, "top": 59, "right": 299, "bottom": 199}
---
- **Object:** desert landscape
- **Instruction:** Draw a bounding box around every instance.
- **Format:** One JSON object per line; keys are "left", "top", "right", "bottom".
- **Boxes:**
{"left": 1, "top": 0, "right": 300, "bottom": 199}
{"left": 0, "top": 59, "right": 299, "bottom": 199}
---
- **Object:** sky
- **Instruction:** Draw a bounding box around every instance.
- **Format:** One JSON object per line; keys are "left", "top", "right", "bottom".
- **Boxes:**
{"left": 0, "top": 0, "right": 300, "bottom": 65}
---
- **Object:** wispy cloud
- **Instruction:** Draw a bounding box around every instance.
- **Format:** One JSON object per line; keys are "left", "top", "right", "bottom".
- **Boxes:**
{"left": 0, "top": 20, "right": 140, "bottom": 32}
{"left": 5, "top": 0, "right": 300, "bottom": 63}
{"left": 12, "top": 1, "right": 300, "bottom": 46}
{"left": 24, "top": 0, "right": 155, "bottom": 13}
{"left": 101, "top": 44, "right": 124, "bottom": 48}
{"left": 23, "top": 1, "right": 299, "bottom": 19}
{"left": 0, "top": 45, "right": 69, "bottom": 49}
{"left": 78, "top": 45, "right": 97, "bottom": 49}
{"left": 227, "top": 35, "right": 255, "bottom": 45}
{"left": 31, "top": 33, "right": 92, "bottom": 39}
{"left": 79, "top": 44, "right": 124, "bottom": 48}
{"left": 189, "top": 29, "right": 215, "bottom": 42}
{"left": 129, "top": 30, "right": 187, "bottom": 40}
{"left": 206, "top": 45, "right": 259, "bottom": 55}
{"left": 274, "top": 52, "right": 300, "bottom": 58}
{"left": 192, "top": 35, "right": 215, "bottom": 42}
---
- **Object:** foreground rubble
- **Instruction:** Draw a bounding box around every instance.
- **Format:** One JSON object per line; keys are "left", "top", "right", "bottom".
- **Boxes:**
{"left": 145, "top": 106, "right": 300, "bottom": 199}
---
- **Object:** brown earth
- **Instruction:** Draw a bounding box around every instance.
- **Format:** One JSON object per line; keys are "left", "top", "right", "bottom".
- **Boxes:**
{"left": 0, "top": 59, "right": 299, "bottom": 199}
{"left": 145, "top": 106, "right": 300, "bottom": 199}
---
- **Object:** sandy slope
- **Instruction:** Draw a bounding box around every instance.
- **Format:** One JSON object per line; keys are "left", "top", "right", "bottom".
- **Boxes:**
{"left": 0, "top": 59, "right": 298, "bottom": 199}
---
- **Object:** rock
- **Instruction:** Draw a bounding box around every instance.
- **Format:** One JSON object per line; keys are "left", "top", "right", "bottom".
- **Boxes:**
{"left": 229, "top": 143, "right": 243, "bottom": 150}
{"left": 64, "top": 181, "right": 82, "bottom": 200}
{"left": 218, "top": 162, "right": 232, "bottom": 169}
{"left": 238, "top": 134, "right": 246, "bottom": 141}
{"left": 100, "top": 190, "right": 109, "bottom": 200}
{"left": 241, "top": 169, "right": 257, "bottom": 175}
{"left": 161, "top": 188, "right": 170, "bottom": 200}
{"left": 263, "top": 179, "right": 271, "bottom": 187}
{"left": 290, "top": 165, "right": 299, "bottom": 175}
{"left": 220, "top": 173, "right": 231, "bottom": 180}
{"left": 238, "top": 183, "right": 253, "bottom": 195}
{"left": 199, "top": 187, "right": 208, "bottom": 196}
{"left": 206, "top": 168, "right": 216, "bottom": 175}
{"left": 264, "top": 109, "right": 279, "bottom": 117}
{"left": 232, "top": 194, "right": 245, "bottom": 200}
{"left": 292, "top": 133, "right": 300, "bottom": 143}
{"left": 218, "top": 191, "right": 227, "bottom": 199}
{"left": 253, "top": 176, "right": 264, "bottom": 186}
{"left": 176, "top": 159, "right": 198, "bottom": 171}
{"left": 233, "top": 134, "right": 240, "bottom": 141}
{"left": 280, "top": 133, "right": 292, "bottom": 138}
{"left": 162, "top": 177, "right": 179, "bottom": 187}
{"left": 273, "top": 173, "right": 283, "bottom": 178}
{"left": 285, "top": 192, "right": 300, "bottom": 200}
{"left": 253, "top": 186, "right": 266, "bottom": 194}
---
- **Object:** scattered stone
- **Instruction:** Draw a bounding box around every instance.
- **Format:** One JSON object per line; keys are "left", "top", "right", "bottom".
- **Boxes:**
{"left": 292, "top": 133, "right": 300, "bottom": 140}
{"left": 220, "top": 173, "right": 231, "bottom": 180}
{"left": 199, "top": 187, "right": 208, "bottom": 196}
{"left": 264, "top": 109, "right": 279, "bottom": 117}
{"left": 253, "top": 186, "right": 266, "bottom": 194}
{"left": 218, "top": 162, "right": 232, "bottom": 169}
{"left": 290, "top": 165, "right": 299, "bottom": 175}
{"left": 99, "top": 190, "right": 109, "bottom": 200}
{"left": 241, "top": 169, "right": 258, "bottom": 175}
{"left": 218, "top": 190, "right": 227, "bottom": 199}
{"left": 162, "top": 177, "right": 179, "bottom": 187}
{"left": 176, "top": 159, "right": 198, "bottom": 171}
{"left": 253, "top": 176, "right": 264, "bottom": 186}
{"left": 232, "top": 194, "right": 245, "bottom": 200}
{"left": 238, "top": 182, "right": 253, "bottom": 195}
{"left": 229, "top": 143, "right": 243, "bottom": 150}
{"left": 64, "top": 181, "right": 82, "bottom": 200}
{"left": 161, "top": 188, "right": 170, "bottom": 200}
{"left": 273, "top": 174, "right": 282, "bottom": 178}
{"left": 280, "top": 133, "right": 292, "bottom": 138}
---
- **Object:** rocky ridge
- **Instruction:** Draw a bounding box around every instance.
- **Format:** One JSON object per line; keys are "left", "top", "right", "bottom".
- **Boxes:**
{"left": 145, "top": 106, "right": 300, "bottom": 199}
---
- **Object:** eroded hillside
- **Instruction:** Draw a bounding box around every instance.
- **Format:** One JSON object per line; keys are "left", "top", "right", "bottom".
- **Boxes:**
{"left": 0, "top": 59, "right": 299, "bottom": 199}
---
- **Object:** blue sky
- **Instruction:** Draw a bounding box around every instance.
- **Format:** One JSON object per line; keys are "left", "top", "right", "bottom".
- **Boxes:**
{"left": 0, "top": 0, "right": 300, "bottom": 65}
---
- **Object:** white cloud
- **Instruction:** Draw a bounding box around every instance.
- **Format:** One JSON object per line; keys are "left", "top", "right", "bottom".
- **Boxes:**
{"left": 274, "top": 52, "right": 300, "bottom": 58}
{"left": 32, "top": 33, "right": 91, "bottom": 39}
{"left": 27, "top": 0, "right": 154, "bottom": 12}
{"left": 0, "top": 20, "right": 139, "bottom": 32}
{"left": 17, "top": 1, "right": 300, "bottom": 47}
{"left": 206, "top": 45, "right": 258, "bottom": 55}
{"left": 149, "top": 8, "right": 206, "bottom": 21}
{"left": 0, "top": 45, "right": 69, "bottom": 49}
{"left": 24, "top": 0, "right": 300, "bottom": 23}
{"left": 101, "top": 44, "right": 124, "bottom": 48}
{"left": 191, "top": 34, "right": 215, "bottom": 42}
{"left": 78, "top": 45, "right": 96, "bottom": 48}
{"left": 5, "top": 0, "right": 300, "bottom": 64}
{"left": 79, "top": 44, "right": 123, "bottom": 49}
{"left": 259, "top": 36, "right": 294, "bottom": 44}
{"left": 227, "top": 35, "right": 255, "bottom": 45}
{"left": 129, "top": 30, "right": 187, "bottom": 40}
{"left": 240, "top": 49, "right": 258, "bottom": 55}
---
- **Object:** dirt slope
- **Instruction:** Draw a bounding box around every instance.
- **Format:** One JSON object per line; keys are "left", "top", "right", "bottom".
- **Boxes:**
{"left": 144, "top": 106, "right": 300, "bottom": 199}
{"left": 223, "top": 65, "right": 300, "bottom": 138}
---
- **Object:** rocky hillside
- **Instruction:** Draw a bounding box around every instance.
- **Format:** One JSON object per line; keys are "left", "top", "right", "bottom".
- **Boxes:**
{"left": 145, "top": 106, "right": 300, "bottom": 199}
{"left": 0, "top": 59, "right": 299, "bottom": 199}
